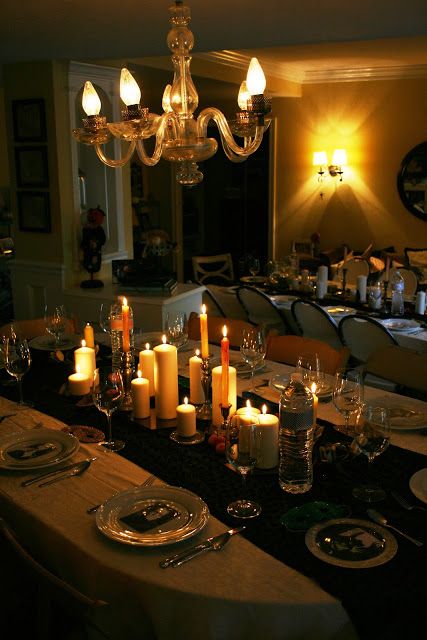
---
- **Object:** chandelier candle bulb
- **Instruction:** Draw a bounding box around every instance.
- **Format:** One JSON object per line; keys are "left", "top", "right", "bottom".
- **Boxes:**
{"left": 153, "top": 336, "right": 178, "bottom": 420}
{"left": 200, "top": 304, "right": 209, "bottom": 358}
{"left": 189, "top": 349, "right": 204, "bottom": 405}
{"left": 221, "top": 325, "right": 229, "bottom": 407}
{"left": 83, "top": 322, "right": 95, "bottom": 349}
{"left": 139, "top": 343, "right": 155, "bottom": 396}
{"left": 122, "top": 298, "right": 130, "bottom": 353}
{"left": 211, "top": 366, "right": 237, "bottom": 427}
{"left": 74, "top": 339, "right": 96, "bottom": 382}
{"left": 256, "top": 404, "right": 279, "bottom": 469}
{"left": 176, "top": 397, "right": 196, "bottom": 437}
{"left": 131, "top": 371, "right": 150, "bottom": 419}
{"left": 68, "top": 366, "right": 91, "bottom": 396}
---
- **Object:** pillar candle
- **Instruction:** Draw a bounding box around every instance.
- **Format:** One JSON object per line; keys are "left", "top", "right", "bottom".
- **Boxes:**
{"left": 357, "top": 275, "right": 368, "bottom": 303}
{"left": 131, "top": 370, "right": 150, "bottom": 419}
{"left": 74, "top": 339, "right": 96, "bottom": 382}
{"left": 122, "top": 297, "right": 130, "bottom": 352}
{"left": 68, "top": 366, "right": 91, "bottom": 396}
{"left": 200, "top": 304, "right": 209, "bottom": 358}
{"left": 211, "top": 365, "right": 236, "bottom": 427}
{"left": 154, "top": 336, "right": 178, "bottom": 420}
{"left": 256, "top": 404, "right": 279, "bottom": 469}
{"left": 189, "top": 349, "right": 204, "bottom": 405}
{"left": 139, "top": 343, "right": 155, "bottom": 396}
{"left": 317, "top": 265, "right": 328, "bottom": 282}
{"left": 236, "top": 400, "right": 261, "bottom": 419}
{"left": 221, "top": 325, "right": 229, "bottom": 407}
{"left": 83, "top": 322, "right": 95, "bottom": 349}
{"left": 176, "top": 397, "right": 196, "bottom": 437}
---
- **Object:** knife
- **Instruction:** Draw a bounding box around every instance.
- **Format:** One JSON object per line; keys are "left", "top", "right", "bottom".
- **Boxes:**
{"left": 21, "top": 458, "right": 96, "bottom": 487}
{"left": 159, "top": 526, "right": 245, "bottom": 569}
{"left": 38, "top": 457, "right": 96, "bottom": 487}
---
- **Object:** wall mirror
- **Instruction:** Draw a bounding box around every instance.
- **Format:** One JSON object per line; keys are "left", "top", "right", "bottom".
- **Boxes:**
{"left": 397, "top": 142, "right": 427, "bottom": 221}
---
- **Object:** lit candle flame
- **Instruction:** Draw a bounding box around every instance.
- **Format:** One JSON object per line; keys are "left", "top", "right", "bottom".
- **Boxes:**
{"left": 222, "top": 325, "right": 228, "bottom": 338}
{"left": 201, "top": 304, "right": 206, "bottom": 314}
{"left": 137, "top": 369, "right": 142, "bottom": 379}
{"left": 311, "top": 382, "right": 317, "bottom": 394}
{"left": 145, "top": 343, "right": 150, "bottom": 350}
{"left": 81, "top": 339, "right": 86, "bottom": 347}
{"left": 184, "top": 397, "right": 189, "bottom": 405}
{"left": 162, "top": 335, "right": 167, "bottom": 344}
{"left": 195, "top": 348, "right": 200, "bottom": 356}
{"left": 262, "top": 404, "right": 268, "bottom": 415}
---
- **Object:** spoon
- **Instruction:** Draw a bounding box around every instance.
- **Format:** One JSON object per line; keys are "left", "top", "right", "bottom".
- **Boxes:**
{"left": 367, "top": 509, "right": 423, "bottom": 547}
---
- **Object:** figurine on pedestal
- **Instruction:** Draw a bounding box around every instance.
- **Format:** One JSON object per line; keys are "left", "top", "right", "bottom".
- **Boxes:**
{"left": 80, "top": 205, "right": 106, "bottom": 289}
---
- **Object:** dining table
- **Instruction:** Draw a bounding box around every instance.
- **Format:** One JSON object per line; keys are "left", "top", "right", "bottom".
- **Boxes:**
{"left": 1, "top": 336, "right": 427, "bottom": 640}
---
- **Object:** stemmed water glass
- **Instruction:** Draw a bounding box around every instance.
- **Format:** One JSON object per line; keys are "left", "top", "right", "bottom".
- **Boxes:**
{"left": 225, "top": 417, "right": 261, "bottom": 519}
{"left": 352, "top": 405, "right": 391, "bottom": 502}
{"left": 91, "top": 367, "right": 124, "bottom": 452}
{"left": 5, "top": 335, "right": 32, "bottom": 406}
{"left": 333, "top": 369, "right": 364, "bottom": 436}
{"left": 248, "top": 257, "right": 261, "bottom": 277}
{"left": 240, "top": 327, "right": 266, "bottom": 392}
{"left": 164, "top": 311, "right": 188, "bottom": 350}
{"left": 99, "top": 303, "right": 112, "bottom": 335}
{"left": 296, "top": 352, "right": 321, "bottom": 387}
{"left": 44, "top": 304, "right": 67, "bottom": 346}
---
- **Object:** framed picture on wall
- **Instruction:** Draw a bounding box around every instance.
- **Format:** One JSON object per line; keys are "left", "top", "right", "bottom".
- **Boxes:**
{"left": 18, "top": 191, "right": 51, "bottom": 233}
{"left": 15, "top": 146, "right": 49, "bottom": 188}
{"left": 12, "top": 99, "right": 47, "bottom": 142}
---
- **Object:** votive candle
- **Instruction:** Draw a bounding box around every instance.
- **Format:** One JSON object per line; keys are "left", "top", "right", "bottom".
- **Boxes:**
{"left": 176, "top": 397, "right": 196, "bottom": 437}
{"left": 257, "top": 404, "right": 279, "bottom": 469}
{"left": 74, "top": 339, "right": 96, "bottom": 382}
{"left": 139, "top": 343, "right": 155, "bottom": 396}
{"left": 68, "top": 366, "right": 91, "bottom": 396}
{"left": 131, "top": 370, "right": 150, "bottom": 419}
{"left": 189, "top": 349, "right": 204, "bottom": 405}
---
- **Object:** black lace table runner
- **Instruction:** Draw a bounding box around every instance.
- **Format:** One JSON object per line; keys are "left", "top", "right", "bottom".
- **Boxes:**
{"left": 2, "top": 353, "right": 427, "bottom": 639}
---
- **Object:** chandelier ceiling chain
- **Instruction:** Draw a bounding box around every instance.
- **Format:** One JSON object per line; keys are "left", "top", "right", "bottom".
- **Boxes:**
{"left": 73, "top": 0, "right": 272, "bottom": 186}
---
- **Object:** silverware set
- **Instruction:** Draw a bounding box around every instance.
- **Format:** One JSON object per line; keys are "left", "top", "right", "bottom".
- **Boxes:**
{"left": 21, "top": 457, "right": 97, "bottom": 488}
{"left": 367, "top": 508, "right": 423, "bottom": 547}
{"left": 391, "top": 490, "right": 427, "bottom": 513}
{"left": 160, "top": 526, "right": 246, "bottom": 568}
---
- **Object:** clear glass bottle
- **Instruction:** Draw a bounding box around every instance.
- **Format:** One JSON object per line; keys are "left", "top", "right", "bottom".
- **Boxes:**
{"left": 110, "top": 303, "right": 135, "bottom": 371}
{"left": 279, "top": 372, "right": 314, "bottom": 494}
{"left": 391, "top": 270, "right": 405, "bottom": 316}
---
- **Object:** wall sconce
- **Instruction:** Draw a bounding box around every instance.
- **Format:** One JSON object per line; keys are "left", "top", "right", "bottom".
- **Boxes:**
{"left": 313, "top": 149, "right": 347, "bottom": 182}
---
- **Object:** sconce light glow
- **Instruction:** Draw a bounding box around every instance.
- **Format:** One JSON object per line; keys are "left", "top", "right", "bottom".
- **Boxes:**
{"left": 120, "top": 68, "right": 141, "bottom": 106}
{"left": 331, "top": 149, "right": 347, "bottom": 166}
{"left": 313, "top": 151, "right": 328, "bottom": 167}
{"left": 246, "top": 58, "right": 266, "bottom": 95}
{"left": 82, "top": 81, "right": 101, "bottom": 116}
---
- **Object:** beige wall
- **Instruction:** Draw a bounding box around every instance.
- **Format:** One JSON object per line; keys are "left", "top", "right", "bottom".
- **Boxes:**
{"left": 273, "top": 77, "right": 427, "bottom": 258}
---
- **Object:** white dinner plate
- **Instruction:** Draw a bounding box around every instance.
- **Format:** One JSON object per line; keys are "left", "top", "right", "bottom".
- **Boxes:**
{"left": 325, "top": 306, "right": 356, "bottom": 317}
{"left": 240, "top": 276, "right": 267, "bottom": 285}
{"left": 28, "top": 335, "right": 80, "bottom": 351}
{"left": 0, "top": 428, "right": 79, "bottom": 470}
{"left": 365, "top": 396, "right": 427, "bottom": 430}
{"left": 305, "top": 518, "right": 397, "bottom": 568}
{"left": 409, "top": 469, "right": 427, "bottom": 505}
{"left": 380, "top": 319, "right": 421, "bottom": 333}
{"left": 96, "top": 485, "right": 209, "bottom": 546}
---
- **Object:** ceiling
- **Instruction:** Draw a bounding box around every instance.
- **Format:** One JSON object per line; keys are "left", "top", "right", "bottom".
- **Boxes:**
{"left": 2, "top": 0, "right": 427, "bottom": 84}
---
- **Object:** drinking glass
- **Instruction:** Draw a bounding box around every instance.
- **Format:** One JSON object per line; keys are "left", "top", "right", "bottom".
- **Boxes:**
{"left": 296, "top": 352, "right": 320, "bottom": 387}
{"left": 99, "top": 302, "right": 112, "bottom": 334}
{"left": 248, "top": 257, "right": 261, "bottom": 277}
{"left": 92, "top": 367, "right": 124, "bottom": 452}
{"left": 5, "top": 336, "right": 32, "bottom": 405}
{"left": 164, "top": 311, "right": 188, "bottom": 349}
{"left": 352, "top": 405, "right": 391, "bottom": 502}
{"left": 44, "top": 304, "right": 67, "bottom": 346}
{"left": 240, "top": 327, "right": 266, "bottom": 391}
{"left": 225, "top": 417, "right": 261, "bottom": 518}
{"left": 333, "top": 369, "right": 364, "bottom": 436}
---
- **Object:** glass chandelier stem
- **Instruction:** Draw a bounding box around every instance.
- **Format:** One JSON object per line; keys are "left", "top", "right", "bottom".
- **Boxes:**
{"left": 135, "top": 113, "right": 171, "bottom": 166}
{"left": 94, "top": 140, "right": 136, "bottom": 168}
{"left": 197, "top": 108, "right": 265, "bottom": 160}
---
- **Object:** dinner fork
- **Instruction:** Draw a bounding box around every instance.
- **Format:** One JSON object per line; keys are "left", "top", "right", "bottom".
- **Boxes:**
{"left": 86, "top": 473, "right": 156, "bottom": 514}
{"left": 391, "top": 490, "right": 427, "bottom": 513}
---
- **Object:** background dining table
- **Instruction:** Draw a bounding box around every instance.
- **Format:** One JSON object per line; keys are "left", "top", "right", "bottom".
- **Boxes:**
{"left": 1, "top": 339, "right": 427, "bottom": 639}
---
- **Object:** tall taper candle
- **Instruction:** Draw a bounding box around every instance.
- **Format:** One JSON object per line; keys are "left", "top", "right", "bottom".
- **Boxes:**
{"left": 83, "top": 322, "right": 95, "bottom": 349}
{"left": 139, "top": 343, "right": 155, "bottom": 396}
{"left": 122, "top": 297, "right": 130, "bottom": 353}
{"left": 154, "top": 336, "right": 178, "bottom": 419}
{"left": 211, "top": 365, "right": 236, "bottom": 427}
{"left": 221, "top": 325, "right": 229, "bottom": 407}
{"left": 200, "top": 304, "right": 209, "bottom": 358}
{"left": 189, "top": 349, "right": 204, "bottom": 405}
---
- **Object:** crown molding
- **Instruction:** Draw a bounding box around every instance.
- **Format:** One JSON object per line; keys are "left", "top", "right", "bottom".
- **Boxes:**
{"left": 195, "top": 51, "right": 427, "bottom": 85}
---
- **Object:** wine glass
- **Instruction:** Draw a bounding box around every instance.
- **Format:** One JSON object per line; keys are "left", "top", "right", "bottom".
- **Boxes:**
{"left": 164, "top": 311, "right": 188, "bottom": 349}
{"left": 296, "top": 352, "right": 320, "bottom": 387}
{"left": 225, "top": 417, "right": 261, "bottom": 518}
{"left": 248, "top": 257, "right": 261, "bottom": 277}
{"left": 44, "top": 304, "right": 67, "bottom": 346}
{"left": 352, "top": 405, "right": 391, "bottom": 502}
{"left": 91, "top": 367, "right": 124, "bottom": 452}
{"left": 99, "top": 302, "right": 112, "bottom": 334}
{"left": 333, "top": 369, "right": 364, "bottom": 436}
{"left": 240, "top": 327, "right": 266, "bottom": 392}
{"left": 5, "top": 335, "right": 32, "bottom": 405}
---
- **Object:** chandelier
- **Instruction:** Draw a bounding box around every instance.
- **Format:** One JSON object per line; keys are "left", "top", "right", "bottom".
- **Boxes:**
{"left": 72, "top": 0, "right": 272, "bottom": 186}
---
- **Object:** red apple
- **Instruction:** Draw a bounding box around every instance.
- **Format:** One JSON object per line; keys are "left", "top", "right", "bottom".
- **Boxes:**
{"left": 208, "top": 434, "right": 220, "bottom": 447}
{"left": 215, "top": 441, "right": 225, "bottom": 455}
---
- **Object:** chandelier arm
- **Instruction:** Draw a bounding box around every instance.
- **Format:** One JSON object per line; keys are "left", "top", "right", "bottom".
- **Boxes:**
{"left": 135, "top": 113, "right": 172, "bottom": 166}
{"left": 94, "top": 140, "right": 136, "bottom": 168}
{"left": 197, "top": 108, "right": 265, "bottom": 157}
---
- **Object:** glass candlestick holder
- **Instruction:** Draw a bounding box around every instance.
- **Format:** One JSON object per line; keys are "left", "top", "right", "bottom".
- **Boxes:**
{"left": 197, "top": 355, "right": 212, "bottom": 422}
{"left": 120, "top": 351, "right": 134, "bottom": 411}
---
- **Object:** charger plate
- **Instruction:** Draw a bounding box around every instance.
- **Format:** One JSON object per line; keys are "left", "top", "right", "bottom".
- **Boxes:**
{"left": 96, "top": 485, "right": 209, "bottom": 546}
{"left": 0, "top": 428, "right": 79, "bottom": 471}
{"left": 305, "top": 518, "right": 397, "bottom": 568}
{"left": 409, "top": 468, "right": 427, "bottom": 505}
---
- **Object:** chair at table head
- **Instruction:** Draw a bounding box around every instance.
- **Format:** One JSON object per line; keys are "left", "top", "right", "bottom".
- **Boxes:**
{"left": 365, "top": 345, "right": 427, "bottom": 399}
{"left": 0, "top": 516, "right": 108, "bottom": 639}
{"left": 187, "top": 311, "right": 256, "bottom": 349}
{"left": 290, "top": 299, "right": 343, "bottom": 350}
{"left": 338, "top": 314, "right": 398, "bottom": 366}
{"left": 192, "top": 253, "right": 235, "bottom": 285}
{"left": 236, "top": 286, "right": 290, "bottom": 335}
{"left": 379, "top": 267, "right": 419, "bottom": 297}
{"left": 342, "top": 258, "right": 370, "bottom": 285}
{"left": 265, "top": 334, "right": 350, "bottom": 375}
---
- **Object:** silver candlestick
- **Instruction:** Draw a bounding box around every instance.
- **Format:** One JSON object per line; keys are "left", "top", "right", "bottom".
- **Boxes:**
{"left": 120, "top": 351, "right": 134, "bottom": 411}
{"left": 197, "top": 355, "right": 212, "bottom": 421}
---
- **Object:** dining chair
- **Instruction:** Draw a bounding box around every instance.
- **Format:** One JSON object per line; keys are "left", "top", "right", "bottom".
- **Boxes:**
{"left": 0, "top": 517, "right": 109, "bottom": 640}
{"left": 202, "top": 287, "right": 226, "bottom": 317}
{"left": 265, "top": 334, "right": 350, "bottom": 375}
{"left": 0, "top": 315, "right": 78, "bottom": 340}
{"left": 192, "top": 253, "right": 235, "bottom": 285}
{"left": 342, "top": 258, "right": 370, "bottom": 285}
{"left": 204, "top": 285, "right": 249, "bottom": 321}
{"left": 290, "top": 299, "right": 343, "bottom": 350}
{"left": 365, "top": 344, "right": 427, "bottom": 398}
{"left": 236, "top": 286, "right": 291, "bottom": 335}
{"left": 338, "top": 314, "right": 398, "bottom": 365}
{"left": 379, "top": 267, "right": 419, "bottom": 297}
{"left": 187, "top": 311, "right": 256, "bottom": 349}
